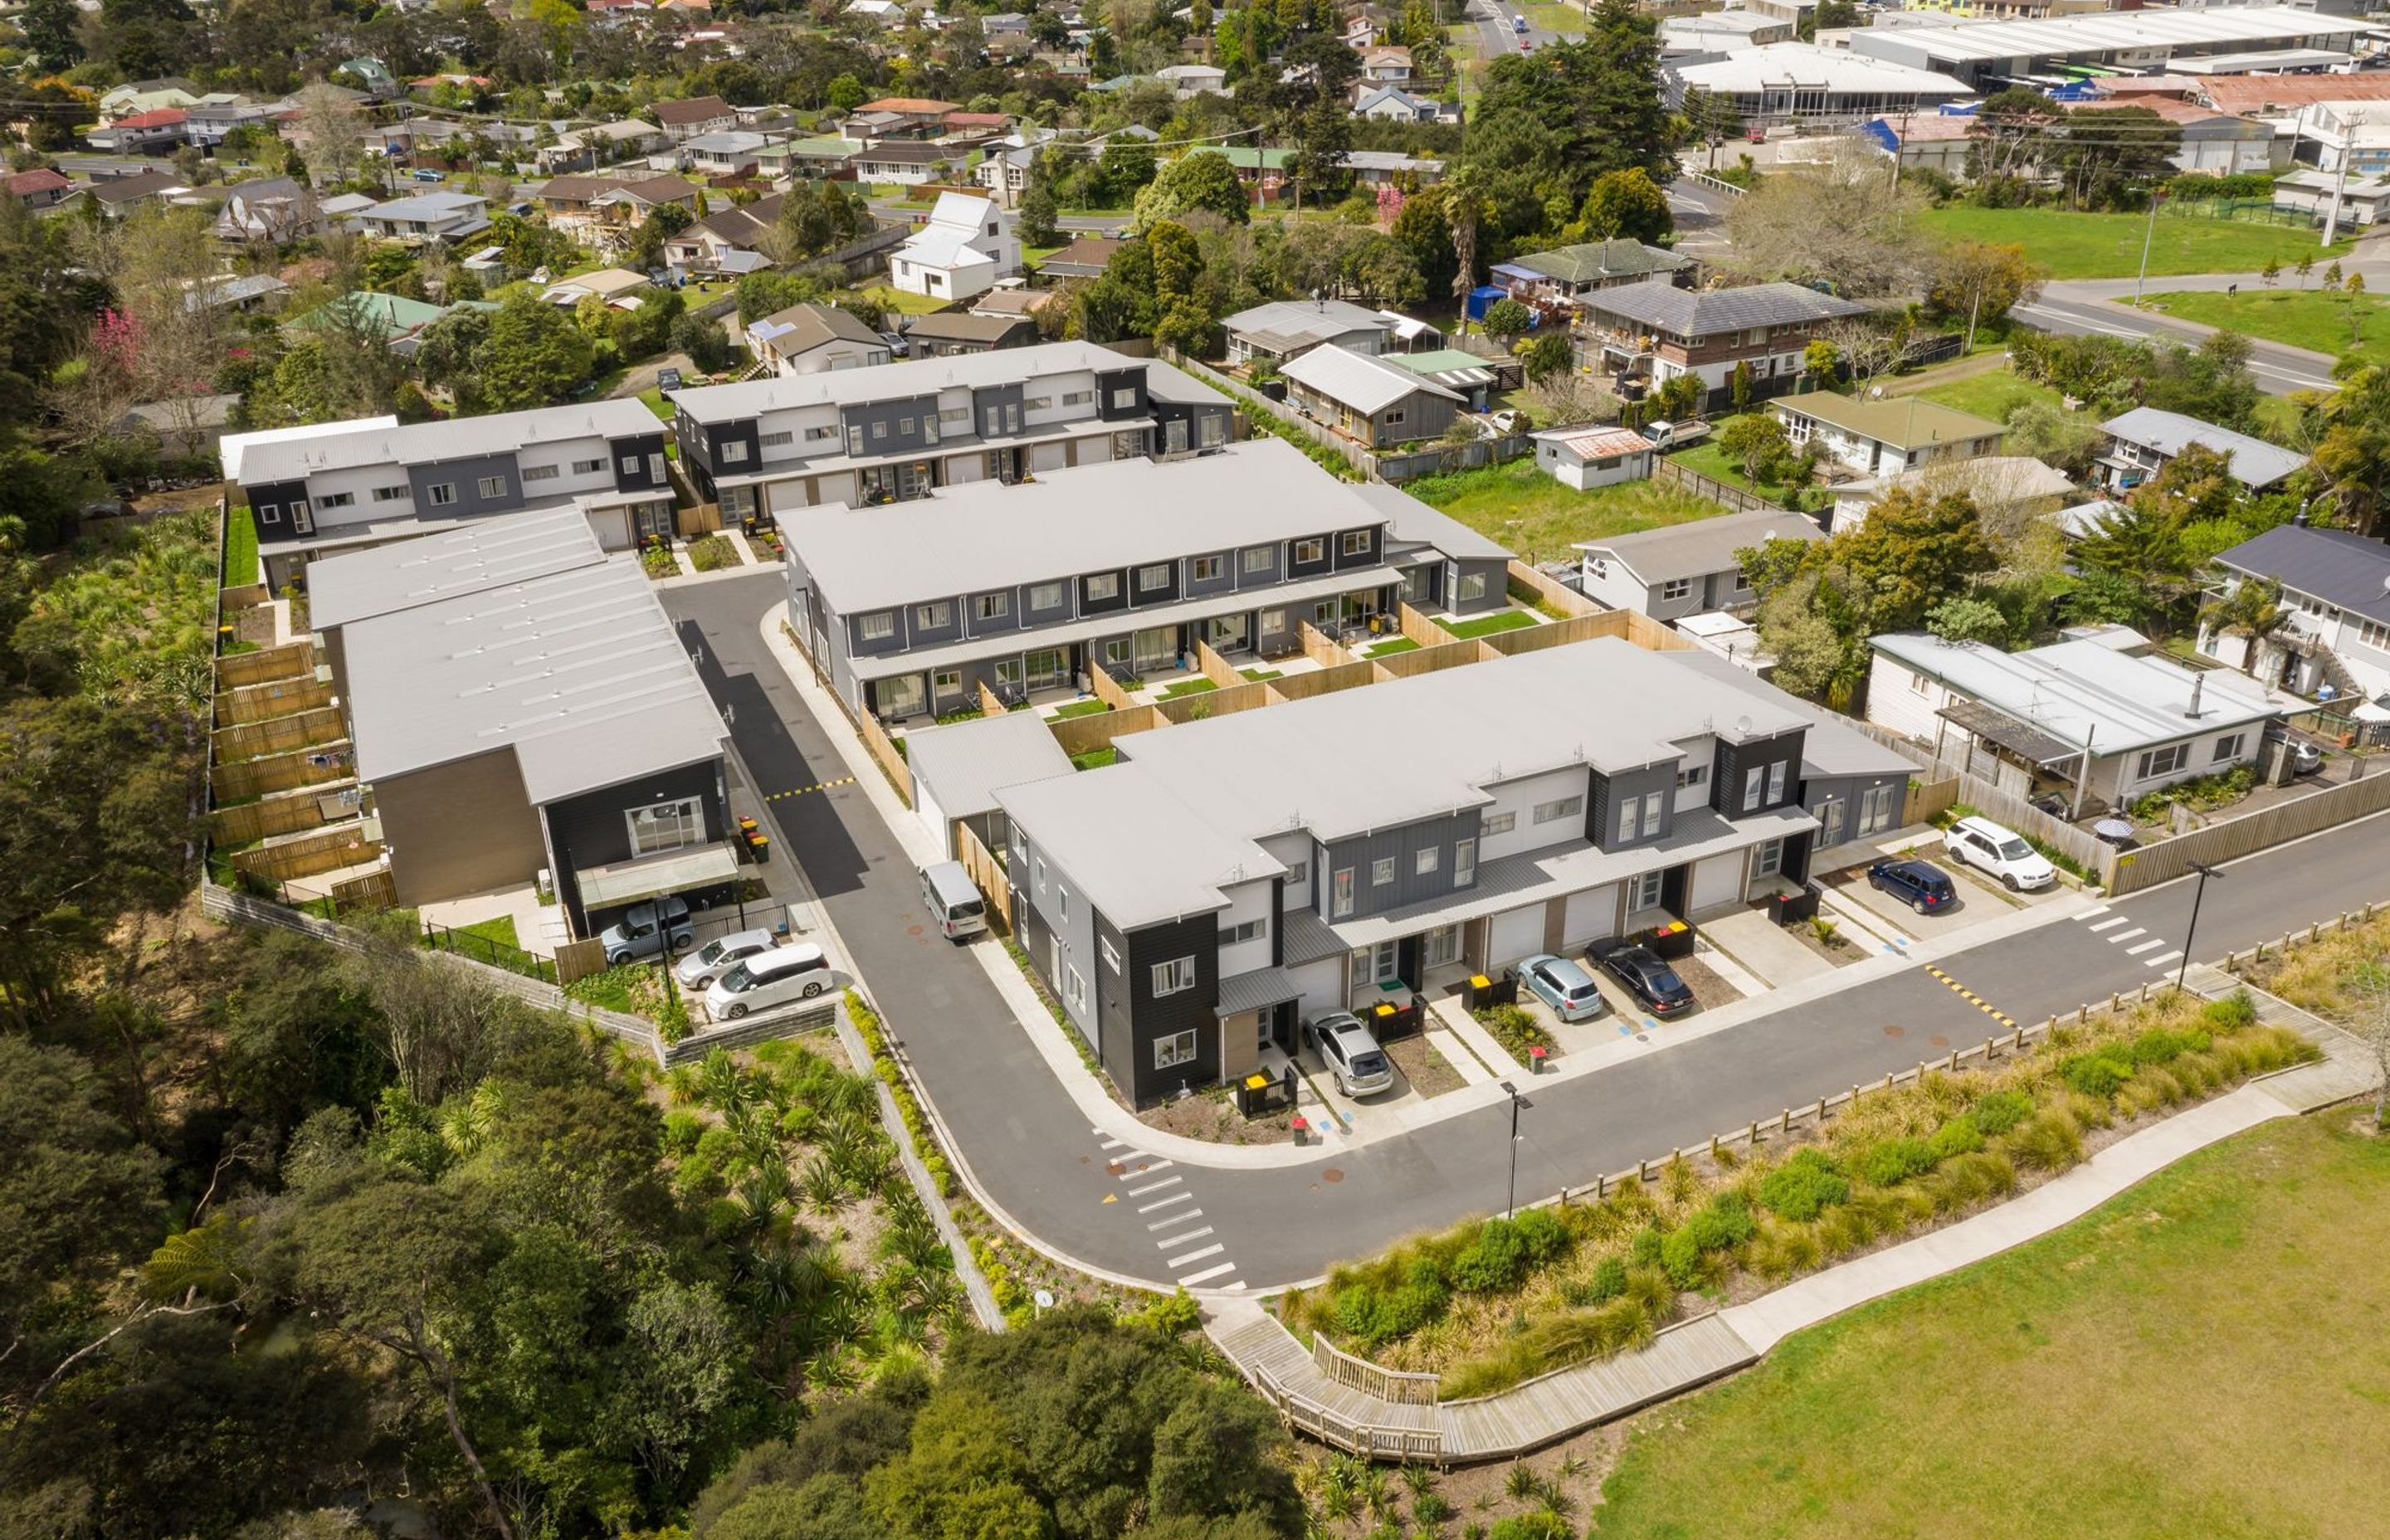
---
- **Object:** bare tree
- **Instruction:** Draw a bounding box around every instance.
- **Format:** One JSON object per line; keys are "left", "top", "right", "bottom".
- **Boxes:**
{"left": 1818, "top": 316, "right": 1919, "bottom": 390}
{"left": 1725, "top": 138, "right": 1931, "bottom": 298}
{"left": 295, "top": 81, "right": 367, "bottom": 188}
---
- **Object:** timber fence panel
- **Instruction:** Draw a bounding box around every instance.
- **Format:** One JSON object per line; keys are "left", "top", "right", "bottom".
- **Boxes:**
{"left": 214, "top": 641, "right": 318, "bottom": 690}
{"left": 210, "top": 741, "right": 354, "bottom": 802}
{"left": 215, "top": 672, "right": 332, "bottom": 725}
{"left": 2109, "top": 768, "right": 2390, "bottom": 894}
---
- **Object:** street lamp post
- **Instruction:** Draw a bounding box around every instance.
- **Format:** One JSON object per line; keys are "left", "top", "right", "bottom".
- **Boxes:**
{"left": 2177, "top": 860, "right": 2223, "bottom": 992}
{"left": 1499, "top": 1080, "right": 1533, "bottom": 1217}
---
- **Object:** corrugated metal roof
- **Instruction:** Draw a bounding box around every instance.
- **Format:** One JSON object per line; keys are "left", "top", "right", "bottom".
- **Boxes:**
{"left": 2213, "top": 524, "right": 2390, "bottom": 626}
{"left": 1583, "top": 279, "right": 1867, "bottom": 338}
{"left": 904, "top": 710, "right": 1075, "bottom": 822}
{"left": 2100, "top": 407, "right": 2307, "bottom": 490}
{"left": 309, "top": 507, "right": 606, "bottom": 631}
{"left": 1281, "top": 344, "right": 1462, "bottom": 414}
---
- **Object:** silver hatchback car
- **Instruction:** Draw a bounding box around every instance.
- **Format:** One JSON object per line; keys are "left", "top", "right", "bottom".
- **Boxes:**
{"left": 1305, "top": 1010, "right": 1396, "bottom": 1098}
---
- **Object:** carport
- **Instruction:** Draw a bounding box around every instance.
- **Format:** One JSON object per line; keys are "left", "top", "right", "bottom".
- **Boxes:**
{"left": 1934, "top": 699, "right": 2085, "bottom": 807}
{"left": 573, "top": 841, "right": 742, "bottom": 928}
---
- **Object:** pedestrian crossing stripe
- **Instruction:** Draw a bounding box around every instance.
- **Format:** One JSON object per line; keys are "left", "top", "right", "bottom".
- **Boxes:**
{"left": 765, "top": 776, "right": 855, "bottom": 802}
{"left": 1923, "top": 964, "right": 2018, "bottom": 1030}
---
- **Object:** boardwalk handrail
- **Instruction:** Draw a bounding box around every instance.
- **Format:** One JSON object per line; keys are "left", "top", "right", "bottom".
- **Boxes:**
{"left": 1312, "top": 1333, "right": 1441, "bottom": 1406}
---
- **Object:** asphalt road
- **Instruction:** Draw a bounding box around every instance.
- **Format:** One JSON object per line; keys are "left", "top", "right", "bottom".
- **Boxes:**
{"left": 667, "top": 573, "right": 2390, "bottom": 1291}
{"left": 2014, "top": 284, "right": 2342, "bottom": 397}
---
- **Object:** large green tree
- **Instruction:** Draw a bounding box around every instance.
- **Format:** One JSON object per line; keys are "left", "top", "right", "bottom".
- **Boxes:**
{"left": 1131, "top": 151, "right": 1252, "bottom": 231}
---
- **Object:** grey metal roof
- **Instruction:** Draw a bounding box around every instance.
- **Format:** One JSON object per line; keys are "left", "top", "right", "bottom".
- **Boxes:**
{"left": 903, "top": 709, "right": 1074, "bottom": 822}
{"left": 1350, "top": 482, "right": 1513, "bottom": 563}
{"left": 1215, "top": 966, "right": 1302, "bottom": 1016}
{"left": 756, "top": 300, "right": 881, "bottom": 353}
{"left": 340, "top": 552, "right": 724, "bottom": 806}
{"left": 997, "top": 765, "right": 1282, "bottom": 929}
{"left": 1662, "top": 651, "right": 1914, "bottom": 780}
{"left": 1278, "top": 905, "right": 1347, "bottom": 967}
{"left": 905, "top": 311, "right": 1036, "bottom": 344}
{"left": 784, "top": 439, "right": 1392, "bottom": 613}
{"left": 668, "top": 340, "right": 1223, "bottom": 424}
{"left": 1868, "top": 632, "right": 2284, "bottom": 756}
{"left": 1222, "top": 299, "right": 1392, "bottom": 353}
{"left": 309, "top": 507, "right": 606, "bottom": 631}
{"left": 1280, "top": 344, "right": 1462, "bottom": 414}
{"left": 1576, "top": 509, "right": 1823, "bottom": 584}
{"left": 2212, "top": 524, "right": 2390, "bottom": 626}
{"left": 233, "top": 398, "right": 659, "bottom": 485}
{"left": 2099, "top": 407, "right": 2308, "bottom": 490}
{"left": 1583, "top": 279, "right": 1867, "bottom": 337}
{"left": 1506, "top": 240, "right": 1690, "bottom": 285}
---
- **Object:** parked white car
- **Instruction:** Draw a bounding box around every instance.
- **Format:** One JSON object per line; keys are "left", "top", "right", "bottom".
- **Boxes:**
{"left": 676, "top": 928, "right": 778, "bottom": 991}
{"left": 703, "top": 943, "right": 846, "bottom": 1020}
{"left": 1943, "top": 816, "right": 2056, "bottom": 892}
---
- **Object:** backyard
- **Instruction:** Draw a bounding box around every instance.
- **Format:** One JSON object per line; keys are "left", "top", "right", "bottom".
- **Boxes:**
{"left": 2147, "top": 286, "right": 2390, "bottom": 368}
{"left": 1915, "top": 206, "right": 2349, "bottom": 281}
{"left": 1404, "top": 460, "right": 1736, "bottom": 563}
{"left": 1896, "top": 365, "right": 2066, "bottom": 424}
{"left": 1587, "top": 1115, "right": 2390, "bottom": 1539}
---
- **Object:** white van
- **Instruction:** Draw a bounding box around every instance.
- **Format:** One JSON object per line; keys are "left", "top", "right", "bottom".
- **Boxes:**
{"left": 920, "top": 860, "right": 988, "bottom": 940}
{"left": 704, "top": 943, "right": 842, "bottom": 1019}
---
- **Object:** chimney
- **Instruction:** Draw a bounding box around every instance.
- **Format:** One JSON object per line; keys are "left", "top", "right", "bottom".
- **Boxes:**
{"left": 2185, "top": 673, "right": 2204, "bottom": 719}
{"left": 2294, "top": 509, "right": 2310, "bottom": 527}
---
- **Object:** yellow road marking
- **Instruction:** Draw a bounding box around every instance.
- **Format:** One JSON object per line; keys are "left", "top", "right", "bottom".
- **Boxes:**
{"left": 1923, "top": 964, "right": 2018, "bottom": 1030}
{"left": 765, "top": 776, "right": 855, "bottom": 802}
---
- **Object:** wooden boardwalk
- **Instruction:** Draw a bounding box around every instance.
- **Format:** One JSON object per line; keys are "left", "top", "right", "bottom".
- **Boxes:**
{"left": 1207, "top": 1306, "right": 1758, "bottom": 1465}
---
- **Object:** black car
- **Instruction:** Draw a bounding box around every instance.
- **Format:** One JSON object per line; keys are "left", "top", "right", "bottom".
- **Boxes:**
{"left": 1593, "top": 943, "right": 1696, "bottom": 1016}
{"left": 1868, "top": 857, "right": 1956, "bottom": 915}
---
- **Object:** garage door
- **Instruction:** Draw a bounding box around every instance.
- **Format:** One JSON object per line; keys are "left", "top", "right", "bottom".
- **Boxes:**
{"left": 1559, "top": 885, "right": 1619, "bottom": 951}
{"left": 1488, "top": 904, "right": 1547, "bottom": 970}
{"left": 1290, "top": 958, "right": 1346, "bottom": 1025}
{"left": 1690, "top": 851, "right": 1747, "bottom": 916}
{"left": 1032, "top": 441, "right": 1071, "bottom": 472}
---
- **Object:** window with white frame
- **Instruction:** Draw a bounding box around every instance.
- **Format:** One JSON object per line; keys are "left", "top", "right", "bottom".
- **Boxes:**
{"left": 427, "top": 484, "right": 456, "bottom": 506}
{"left": 1659, "top": 578, "right": 1692, "bottom": 602}
{"left": 2139, "top": 743, "right": 2189, "bottom": 779}
{"left": 870, "top": 421, "right": 888, "bottom": 440}
{"left": 1100, "top": 936, "right": 1121, "bottom": 972}
{"left": 1192, "top": 555, "right": 1224, "bottom": 582}
{"left": 1220, "top": 918, "right": 1265, "bottom": 946}
{"left": 522, "top": 465, "right": 558, "bottom": 481}
{"left": 1754, "top": 839, "right": 1783, "bottom": 878}
{"left": 1031, "top": 582, "right": 1064, "bottom": 610}
{"left": 1767, "top": 761, "right": 1787, "bottom": 804}
{"left": 1482, "top": 811, "right": 1516, "bottom": 836}
{"left": 1383, "top": 407, "right": 1405, "bottom": 427}
{"left": 1415, "top": 846, "right": 1439, "bottom": 876}
{"left": 719, "top": 441, "right": 749, "bottom": 464}
{"left": 916, "top": 601, "right": 952, "bottom": 628}
{"left": 1200, "top": 415, "right": 1226, "bottom": 447}
{"left": 1617, "top": 797, "right": 1639, "bottom": 843}
{"left": 2212, "top": 734, "right": 2243, "bottom": 763}
{"left": 1138, "top": 563, "right": 1171, "bottom": 590}
{"left": 1154, "top": 1030, "right": 1197, "bottom": 1069}
{"left": 858, "top": 612, "right": 895, "bottom": 641}
{"left": 1152, "top": 957, "right": 1196, "bottom": 996}
{"left": 1340, "top": 531, "right": 1370, "bottom": 556}
{"left": 627, "top": 797, "right": 703, "bottom": 856}
{"left": 1111, "top": 387, "right": 1136, "bottom": 409}
{"left": 1643, "top": 790, "right": 1666, "bottom": 836}
{"left": 976, "top": 592, "right": 1008, "bottom": 621}
{"left": 933, "top": 670, "right": 959, "bottom": 696}
{"left": 1907, "top": 668, "right": 1929, "bottom": 695}
{"left": 1242, "top": 545, "right": 1273, "bottom": 573}
{"left": 1331, "top": 868, "right": 1354, "bottom": 917}
{"left": 1061, "top": 390, "right": 1092, "bottom": 406}
{"left": 1458, "top": 573, "right": 1487, "bottom": 601}
{"left": 1743, "top": 765, "right": 1765, "bottom": 811}
{"left": 1261, "top": 612, "right": 1285, "bottom": 636}
{"left": 1284, "top": 860, "right": 1308, "bottom": 885}
{"left": 1453, "top": 838, "right": 1475, "bottom": 886}
{"left": 622, "top": 454, "right": 645, "bottom": 475}
{"left": 1629, "top": 869, "right": 1665, "bottom": 912}
{"left": 1534, "top": 796, "right": 1583, "bottom": 825}
{"left": 1064, "top": 967, "right": 1087, "bottom": 1012}
{"left": 940, "top": 407, "right": 969, "bottom": 425}
{"left": 1373, "top": 856, "right": 1395, "bottom": 886}
{"left": 2358, "top": 618, "right": 2390, "bottom": 650}
{"left": 1295, "top": 538, "right": 1325, "bottom": 563}
{"left": 1086, "top": 573, "right": 1120, "bottom": 601}
{"left": 373, "top": 485, "right": 409, "bottom": 501}
{"left": 898, "top": 417, "right": 915, "bottom": 436}
{"left": 1055, "top": 885, "right": 1069, "bottom": 923}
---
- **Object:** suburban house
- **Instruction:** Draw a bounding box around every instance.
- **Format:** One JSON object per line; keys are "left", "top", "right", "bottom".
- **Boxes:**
{"left": 85, "top": 107, "right": 189, "bottom": 154}
{"left": 89, "top": 169, "right": 190, "bottom": 218}
{"left": 1533, "top": 426, "right": 1657, "bottom": 492}
{"left": 1344, "top": 149, "right": 1446, "bottom": 189}
{"left": 2203, "top": 523, "right": 2390, "bottom": 708}
{"left": 184, "top": 96, "right": 280, "bottom": 149}
{"left": 1280, "top": 344, "right": 1464, "bottom": 449}
{"left": 1493, "top": 240, "right": 1693, "bottom": 303}
{"left": 98, "top": 78, "right": 200, "bottom": 120}
{"left": 1861, "top": 112, "right": 1979, "bottom": 180}
{"left": 1576, "top": 280, "right": 1868, "bottom": 412}
{"left": 1223, "top": 298, "right": 1390, "bottom": 365}
{"left": 782, "top": 439, "right": 1490, "bottom": 724}
{"left": 347, "top": 191, "right": 491, "bottom": 244}
{"left": 851, "top": 96, "right": 962, "bottom": 133}
{"left": 973, "top": 139, "right": 1041, "bottom": 206}
{"left": 1866, "top": 629, "right": 2282, "bottom": 811}
{"left": 662, "top": 191, "right": 786, "bottom": 276}
{"left": 2095, "top": 406, "right": 2307, "bottom": 495}
{"left": 976, "top": 637, "right": 1909, "bottom": 1104}
{"left": 1828, "top": 456, "right": 2076, "bottom": 535}
{"left": 117, "top": 392, "right": 239, "bottom": 460}
{"left": 286, "top": 291, "right": 491, "bottom": 357}
{"left": 9, "top": 168, "right": 79, "bottom": 211}
{"left": 666, "top": 340, "right": 1234, "bottom": 521}
{"left": 541, "top": 267, "right": 655, "bottom": 309}
{"left": 1771, "top": 392, "right": 2007, "bottom": 479}
{"left": 1034, "top": 235, "right": 1123, "bottom": 280}
{"left": 1157, "top": 62, "right": 1228, "bottom": 95}
{"left": 848, "top": 140, "right": 958, "bottom": 185}
{"left": 213, "top": 177, "right": 320, "bottom": 242}
{"left": 309, "top": 510, "right": 733, "bottom": 937}
{"left": 748, "top": 301, "right": 892, "bottom": 375}
{"left": 1357, "top": 44, "right": 1415, "bottom": 84}
{"left": 676, "top": 129, "right": 772, "bottom": 176}
{"left": 536, "top": 173, "right": 704, "bottom": 247}
{"left": 1383, "top": 349, "right": 1507, "bottom": 411}
{"left": 905, "top": 311, "right": 1040, "bottom": 356}
{"left": 536, "top": 118, "right": 666, "bottom": 173}
{"left": 1354, "top": 85, "right": 1455, "bottom": 123}
{"left": 1577, "top": 508, "right": 1823, "bottom": 622}
{"left": 220, "top": 398, "right": 675, "bottom": 588}
{"left": 889, "top": 192, "right": 1022, "bottom": 301}
{"left": 972, "top": 287, "right": 1063, "bottom": 324}
{"left": 651, "top": 95, "right": 738, "bottom": 139}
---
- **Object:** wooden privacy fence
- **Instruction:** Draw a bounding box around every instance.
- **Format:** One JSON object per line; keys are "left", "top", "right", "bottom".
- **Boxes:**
{"left": 1652, "top": 456, "right": 1783, "bottom": 516}
{"left": 211, "top": 740, "right": 354, "bottom": 802}
{"left": 1193, "top": 637, "right": 1245, "bottom": 689}
{"left": 1313, "top": 1334, "right": 1441, "bottom": 1406}
{"left": 1905, "top": 773, "right": 1961, "bottom": 829}
{"left": 232, "top": 824, "right": 383, "bottom": 883}
{"left": 1372, "top": 434, "right": 1535, "bottom": 485}
{"left": 220, "top": 582, "right": 271, "bottom": 611}
{"left": 1505, "top": 559, "right": 1600, "bottom": 619}
{"left": 215, "top": 671, "right": 332, "bottom": 726}
{"left": 1048, "top": 703, "right": 1163, "bottom": 758}
{"left": 1371, "top": 637, "right": 1492, "bottom": 680}
{"left": 1269, "top": 659, "right": 1378, "bottom": 702}
{"left": 209, "top": 778, "right": 357, "bottom": 846}
{"left": 2109, "top": 765, "right": 2390, "bottom": 895}
{"left": 954, "top": 821, "right": 1015, "bottom": 927}
{"left": 329, "top": 869, "right": 397, "bottom": 912}
{"left": 1300, "top": 619, "right": 1358, "bottom": 668}
{"left": 214, "top": 640, "right": 317, "bottom": 690}
{"left": 1155, "top": 677, "right": 1275, "bottom": 723}
{"left": 212, "top": 705, "right": 348, "bottom": 763}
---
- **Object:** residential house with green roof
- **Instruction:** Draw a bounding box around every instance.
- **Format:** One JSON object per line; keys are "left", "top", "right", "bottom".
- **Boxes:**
{"left": 1492, "top": 239, "right": 1693, "bottom": 303}
{"left": 1769, "top": 392, "right": 2006, "bottom": 479}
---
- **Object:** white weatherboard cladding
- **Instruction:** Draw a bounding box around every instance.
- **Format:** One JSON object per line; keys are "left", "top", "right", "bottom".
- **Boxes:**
{"left": 1217, "top": 877, "right": 1275, "bottom": 979}
{"left": 1475, "top": 765, "right": 1588, "bottom": 864}
{"left": 1863, "top": 654, "right": 1949, "bottom": 742}
{"left": 1489, "top": 904, "right": 1548, "bottom": 971}
{"left": 1690, "top": 850, "right": 1745, "bottom": 916}
{"left": 1560, "top": 884, "right": 1620, "bottom": 951}
{"left": 1261, "top": 831, "right": 1311, "bottom": 909}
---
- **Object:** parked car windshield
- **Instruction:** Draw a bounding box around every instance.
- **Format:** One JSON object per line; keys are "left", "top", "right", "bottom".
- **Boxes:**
{"left": 695, "top": 938, "right": 731, "bottom": 965}
{"left": 1996, "top": 837, "right": 2034, "bottom": 860}
{"left": 717, "top": 962, "right": 753, "bottom": 992}
{"left": 952, "top": 898, "right": 983, "bottom": 918}
{"left": 1648, "top": 966, "right": 1685, "bottom": 995}
{"left": 1565, "top": 980, "right": 1599, "bottom": 1002}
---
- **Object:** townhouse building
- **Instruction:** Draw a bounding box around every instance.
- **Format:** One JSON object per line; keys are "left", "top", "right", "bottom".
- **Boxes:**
{"left": 982, "top": 639, "right": 1910, "bottom": 1104}
{"left": 1576, "top": 280, "right": 1867, "bottom": 412}
{"left": 782, "top": 439, "right": 1502, "bottom": 723}
{"left": 666, "top": 340, "right": 1234, "bottom": 521}
{"left": 2204, "top": 523, "right": 2390, "bottom": 708}
{"left": 221, "top": 398, "right": 674, "bottom": 588}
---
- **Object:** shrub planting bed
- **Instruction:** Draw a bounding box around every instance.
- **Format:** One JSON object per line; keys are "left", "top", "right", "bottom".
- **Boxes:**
{"left": 1281, "top": 988, "right": 2313, "bottom": 1400}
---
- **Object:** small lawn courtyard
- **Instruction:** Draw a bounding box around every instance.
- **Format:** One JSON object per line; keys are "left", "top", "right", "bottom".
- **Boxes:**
{"left": 1914, "top": 206, "right": 2350, "bottom": 281}
{"left": 1587, "top": 1115, "right": 2390, "bottom": 1539}
{"left": 1436, "top": 609, "right": 1538, "bottom": 640}
{"left": 1402, "top": 459, "right": 1737, "bottom": 563}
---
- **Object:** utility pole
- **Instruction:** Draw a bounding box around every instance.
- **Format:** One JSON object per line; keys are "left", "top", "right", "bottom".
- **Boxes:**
{"left": 2324, "top": 152, "right": 2353, "bottom": 248}
{"left": 2133, "top": 188, "right": 2163, "bottom": 309}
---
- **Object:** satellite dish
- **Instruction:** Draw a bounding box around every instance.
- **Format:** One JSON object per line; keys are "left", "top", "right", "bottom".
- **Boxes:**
{"left": 1734, "top": 714, "right": 1753, "bottom": 736}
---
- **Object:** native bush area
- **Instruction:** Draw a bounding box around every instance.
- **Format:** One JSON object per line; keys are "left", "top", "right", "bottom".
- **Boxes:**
{"left": 18, "top": 506, "right": 218, "bottom": 709}
{"left": 2242, "top": 909, "right": 2390, "bottom": 1025}
{"left": 1280, "top": 990, "right": 2314, "bottom": 1399}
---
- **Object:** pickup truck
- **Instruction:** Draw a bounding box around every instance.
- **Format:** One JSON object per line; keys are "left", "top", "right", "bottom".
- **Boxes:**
{"left": 1643, "top": 418, "right": 1712, "bottom": 451}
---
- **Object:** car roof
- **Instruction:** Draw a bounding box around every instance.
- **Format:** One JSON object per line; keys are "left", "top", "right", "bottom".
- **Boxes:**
{"left": 714, "top": 928, "right": 778, "bottom": 948}
{"left": 1321, "top": 1016, "right": 1377, "bottom": 1042}
{"left": 1888, "top": 858, "right": 1950, "bottom": 881}
{"left": 743, "top": 942, "right": 827, "bottom": 972}
{"left": 1532, "top": 953, "right": 1593, "bottom": 980}
{"left": 1953, "top": 816, "right": 2017, "bottom": 839}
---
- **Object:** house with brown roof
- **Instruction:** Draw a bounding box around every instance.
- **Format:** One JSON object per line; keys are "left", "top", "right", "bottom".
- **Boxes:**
{"left": 904, "top": 310, "right": 1038, "bottom": 357}
{"left": 1033, "top": 235, "right": 1122, "bottom": 280}
{"left": 537, "top": 173, "right": 704, "bottom": 249}
{"left": 8, "top": 168, "right": 78, "bottom": 211}
{"left": 651, "top": 95, "right": 737, "bottom": 139}
{"left": 852, "top": 96, "right": 961, "bottom": 135}
{"left": 663, "top": 191, "right": 783, "bottom": 275}
{"left": 88, "top": 168, "right": 190, "bottom": 218}
{"left": 746, "top": 300, "right": 892, "bottom": 374}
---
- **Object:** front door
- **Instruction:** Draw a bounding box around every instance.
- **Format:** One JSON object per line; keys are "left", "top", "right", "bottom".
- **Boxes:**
{"left": 1164, "top": 417, "right": 1189, "bottom": 454}
{"left": 632, "top": 502, "right": 674, "bottom": 543}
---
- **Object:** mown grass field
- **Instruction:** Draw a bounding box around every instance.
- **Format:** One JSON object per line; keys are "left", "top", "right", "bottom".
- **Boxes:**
{"left": 1900, "top": 367, "right": 2066, "bottom": 424}
{"left": 1588, "top": 1116, "right": 2390, "bottom": 1540}
{"left": 2148, "top": 287, "right": 2390, "bottom": 368}
{"left": 1405, "top": 459, "right": 1735, "bottom": 562}
{"left": 1916, "top": 206, "right": 2349, "bottom": 281}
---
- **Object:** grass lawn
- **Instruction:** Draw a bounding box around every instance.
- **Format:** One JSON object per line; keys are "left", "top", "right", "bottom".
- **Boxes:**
{"left": 1363, "top": 636, "right": 1421, "bottom": 657}
{"left": 1436, "top": 609, "right": 1539, "bottom": 640}
{"left": 1902, "top": 368, "right": 2066, "bottom": 424}
{"left": 1024, "top": 244, "right": 1067, "bottom": 267}
{"left": 1588, "top": 1116, "right": 2390, "bottom": 1539}
{"left": 1154, "top": 676, "right": 1218, "bottom": 700}
{"left": 1237, "top": 666, "right": 1283, "bottom": 682}
{"left": 224, "top": 504, "right": 260, "bottom": 587}
{"left": 1049, "top": 698, "right": 1110, "bottom": 719}
{"left": 1403, "top": 460, "right": 1736, "bottom": 563}
{"left": 2147, "top": 286, "right": 2390, "bottom": 366}
{"left": 637, "top": 387, "right": 674, "bottom": 421}
{"left": 1915, "top": 206, "right": 2351, "bottom": 281}
{"left": 454, "top": 913, "right": 519, "bottom": 950}
{"left": 1669, "top": 431, "right": 1796, "bottom": 502}
{"left": 1070, "top": 746, "right": 1118, "bottom": 771}
{"left": 870, "top": 286, "right": 952, "bottom": 318}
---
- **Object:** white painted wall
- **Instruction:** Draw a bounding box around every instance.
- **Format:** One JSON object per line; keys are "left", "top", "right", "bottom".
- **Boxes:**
{"left": 1217, "top": 877, "right": 1276, "bottom": 979}
{"left": 1475, "top": 767, "right": 1592, "bottom": 864}
{"left": 1261, "top": 831, "right": 1313, "bottom": 910}
{"left": 1864, "top": 652, "right": 1956, "bottom": 743}
{"left": 1690, "top": 850, "right": 1746, "bottom": 916}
